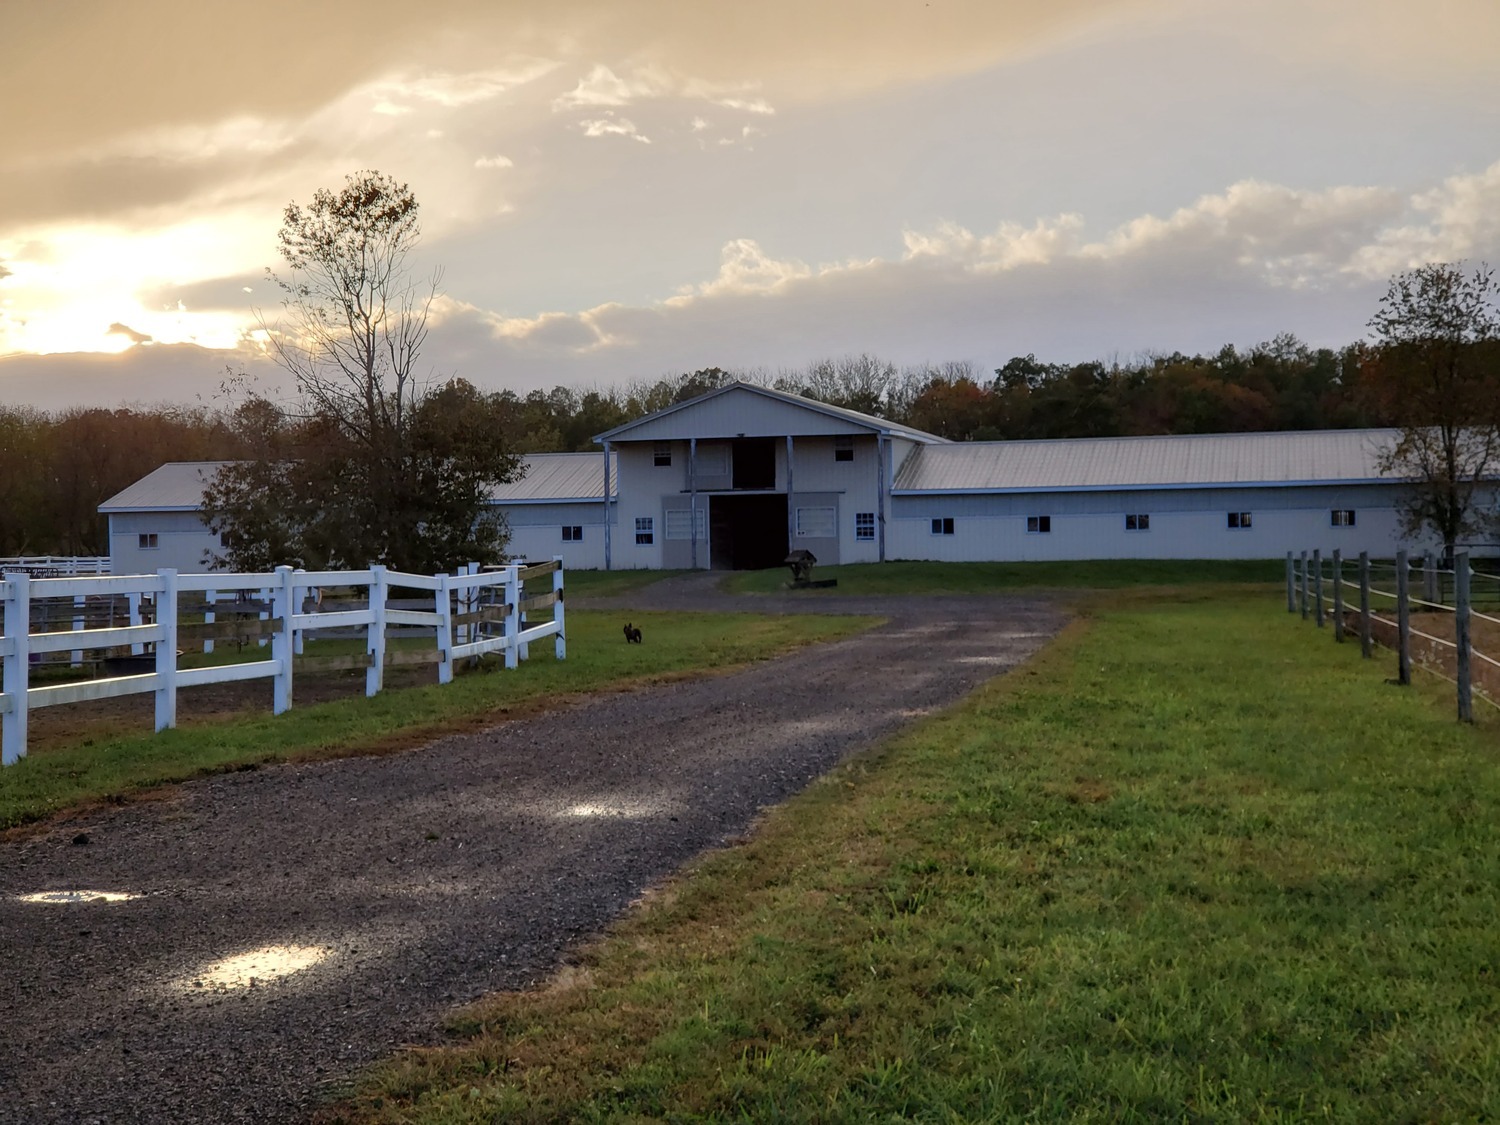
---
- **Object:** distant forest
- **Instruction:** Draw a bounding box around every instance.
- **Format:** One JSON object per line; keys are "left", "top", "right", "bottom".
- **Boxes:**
{"left": 1, "top": 333, "right": 1389, "bottom": 556}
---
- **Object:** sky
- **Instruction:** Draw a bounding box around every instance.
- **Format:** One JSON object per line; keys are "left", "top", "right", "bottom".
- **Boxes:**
{"left": 2, "top": 0, "right": 1498, "bottom": 412}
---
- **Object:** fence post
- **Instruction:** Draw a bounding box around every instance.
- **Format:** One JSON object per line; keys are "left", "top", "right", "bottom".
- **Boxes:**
{"left": 1300, "top": 550, "right": 1309, "bottom": 620}
{"left": 155, "top": 568, "right": 178, "bottom": 732}
{"left": 1332, "top": 549, "right": 1344, "bottom": 642}
{"left": 71, "top": 593, "right": 85, "bottom": 669}
{"left": 1396, "top": 548, "right": 1411, "bottom": 686}
{"left": 1424, "top": 552, "right": 1438, "bottom": 605}
{"left": 129, "top": 590, "right": 144, "bottom": 655}
{"left": 436, "top": 573, "right": 454, "bottom": 685}
{"left": 1285, "top": 551, "right": 1295, "bottom": 613}
{"left": 553, "top": 556, "right": 566, "bottom": 661}
{"left": 366, "top": 565, "right": 387, "bottom": 697}
{"left": 1456, "top": 551, "right": 1473, "bottom": 723}
{"left": 271, "top": 565, "right": 295, "bottom": 715}
{"left": 504, "top": 564, "right": 520, "bottom": 671}
{"left": 1359, "top": 551, "right": 1372, "bottom": 659}
{"left": 1314, "top": 549, "right": 1324, "bottom": 627}
{"left": 203, "top": 588, "right": 216, "bottom": 655}
{"left": 3, "top": 572, "right": 31, "bottom": 765}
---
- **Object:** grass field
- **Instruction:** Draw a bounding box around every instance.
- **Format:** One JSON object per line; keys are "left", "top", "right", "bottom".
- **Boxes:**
{"left": 0, "top": 609, "right": 871, "bottom": 830}
{"left": 725, "top": 558, "right": 1286, "bottom": 596}
{"left": 324, "top": 591, "right": 1500, "bottom": 1123}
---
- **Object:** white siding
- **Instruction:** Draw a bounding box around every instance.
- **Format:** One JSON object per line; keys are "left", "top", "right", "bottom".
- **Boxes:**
{"left": 109, "top": 511, "right": 220, "bottom": 575}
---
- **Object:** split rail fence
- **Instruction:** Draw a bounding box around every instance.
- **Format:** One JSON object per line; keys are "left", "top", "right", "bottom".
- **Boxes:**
{"left": 0, "top": 558, "right": 565, "bottom": 766}
{"left": 1286, "top": 547, "right": 1500, "bottom": 722}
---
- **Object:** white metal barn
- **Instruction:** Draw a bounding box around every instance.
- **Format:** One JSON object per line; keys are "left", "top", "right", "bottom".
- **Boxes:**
{"left": 100, "top": 382, "right": 1462, "bottom": 574}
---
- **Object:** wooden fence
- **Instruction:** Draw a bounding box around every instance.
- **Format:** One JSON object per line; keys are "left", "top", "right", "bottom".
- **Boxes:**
{"left": 0, "top": 559, "right": 565, "bottom": 766}
{"left": 1287, "top": 548, "right": 1498, "bottom": 723}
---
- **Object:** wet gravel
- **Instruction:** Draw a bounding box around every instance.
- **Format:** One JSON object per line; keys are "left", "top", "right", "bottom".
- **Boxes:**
{"left": 0, "top": 577, "right": 1064, "bottom": 1123}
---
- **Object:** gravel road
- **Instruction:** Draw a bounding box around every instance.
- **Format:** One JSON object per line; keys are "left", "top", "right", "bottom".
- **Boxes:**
{"left": 0, "top": 578, "right": 1063, "bottom": 1123}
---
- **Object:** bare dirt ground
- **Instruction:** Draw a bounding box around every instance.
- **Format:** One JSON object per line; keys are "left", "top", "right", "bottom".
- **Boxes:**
{"left": 0, "top": 578, "right": 1065, "bottom": 1124}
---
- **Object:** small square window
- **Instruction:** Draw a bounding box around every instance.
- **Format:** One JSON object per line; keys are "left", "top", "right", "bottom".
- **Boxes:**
{"left": 138, "top": 532, "right": 159, "bottom": 549}
{"left": 1027, "top": 515, "right": 1051, "bottom": 534}
{"left": 1125, "top": 514, "right": 1150, "bottom": 532}
{"left": 855, "top": 512, "right": 875, "bottom": 541}
{"left": 653, "top": 442, "right": 672, "bottom": 467}
{"left": 1228, "top": 512, "right": 1252, "bottom": 529}
{"left": 1331, "top": 509, "right": 1356, "bottom": 527}
{"left": 635, "top": 516, "right": 655, "bottom": 545}
{"left": 834, "top": 435, "right": 854, "bottom": 462}
{"left": 931, "top": 517, "right": 955, "bottom": 536}
{"left": 562, "top": 525, "right": 583, "bottom": 542}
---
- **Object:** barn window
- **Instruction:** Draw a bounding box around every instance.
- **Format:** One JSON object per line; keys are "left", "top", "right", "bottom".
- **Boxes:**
{"left": 1125, "top": 514, "right": 1150, "bottom": 532}
{"left": 562, "top": 526, "right": 583, "bottom": 542}
{"left": 1027, "top": 516, "right": 1051, "bottom": 534}
{"left": 653, "top": 442, "right": 672, "bottom": 467}
{"left": 931, "top": 517, "right": 955, "bottom": 536}
{"left": 797, "top": 506, "right": 836, "bottom": 538}
{"left": 138, "top": 533, "right": 159, "bottom": 549}
{"left": 834, "top": 435, "right": 854, "bottom": 462}
{"left": 855, "top": 512, "right": 875, "bottom": 541}
{"left": 664, "top": 508, "right": 706, "bottom": 540}
{"left": 1331, "top": 509, "right": 1356, "bottom": 527}
{"left": 635, "top": 517, "right": 655, "bottom": 545}
{"left": 1228, "top": 512, "right": 1252, "bottom": 529}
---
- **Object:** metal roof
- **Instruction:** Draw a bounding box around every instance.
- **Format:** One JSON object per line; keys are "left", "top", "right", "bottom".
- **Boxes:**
{"left": 490, "top": 452, "right": 615, "bottom": 503}
{"left": 893, "top": 429, "right": 1404, "bottom": 493}
{"left": 99, "top": 462, "right": 229, "bottom": 512}
{"left": 592, "top": 382, "right": 948, "bottom": 445}
{"left": 99, "top": 456, "right": 614, "bottom": 513}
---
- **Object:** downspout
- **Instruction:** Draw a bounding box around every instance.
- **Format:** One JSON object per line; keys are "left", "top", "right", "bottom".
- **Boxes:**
{"left": 689, "top": 436, "right": 698, "bottom": 569}
{"left": 602, "top": 440, "right": 613, "bottom": 571}
{"left": 877, "top": 434, "right": 888, "bottom": 563}
{"left": 785, "top": 434, "right": 795, "bottom": 550}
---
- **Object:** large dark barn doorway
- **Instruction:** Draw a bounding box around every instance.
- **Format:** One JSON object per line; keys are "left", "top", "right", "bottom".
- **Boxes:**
{"left": 731, "top": 438, "right": 776, "bottom": 489}
{"left": 709, "top": 494, "right": 788, "bottom": 570}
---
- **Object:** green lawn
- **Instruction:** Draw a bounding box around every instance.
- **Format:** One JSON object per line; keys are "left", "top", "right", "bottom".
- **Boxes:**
{"left": 725, "top": 558, "right": 1287, "bottom": 596}
{"left": 0, "top": 609, "right": 871, "bottom": 830}
{"left": 326, "top": 592, "right": 1500, "bottom": 1123}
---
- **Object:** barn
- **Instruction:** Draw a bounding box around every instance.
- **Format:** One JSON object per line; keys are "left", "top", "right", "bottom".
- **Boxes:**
{"left": 99, "top": 382, "right": 1467, "bottom": 574}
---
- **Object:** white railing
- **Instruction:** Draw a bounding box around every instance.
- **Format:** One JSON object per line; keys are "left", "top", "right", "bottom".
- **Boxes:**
{"left": 0, "top": 558, "right": 565, "bottom": 766}
{"left": 0, "top": 556, "right": 110, "bottom": 576}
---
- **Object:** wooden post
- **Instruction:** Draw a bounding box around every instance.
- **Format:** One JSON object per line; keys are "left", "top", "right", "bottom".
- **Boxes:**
{"left": 1285, "top": 551, "right": 1295, "bottom": 613}
{"left": 1359, "top": 551, "right": 1372, "bottom": 659}
{"left": 1332, "top": 549, "right": 1344, "bottom": 642}
{"left": 553, "top": 556, "right": 566, "bottom": 661}
{"left": 504, "top": 563, "right": 520, "bottom": 670}
{"left": 1424, "top": 552, "right": 1437, "bottom": 605}
{"left": 203, "top": 588, "right": 216, "bottom": 655}
{"left": 1396, "top": 548, "right": 1411, "bottom": 686}
{"left": 3, "top": 572, "right": 31, "bottom": 765}
{"left": 1314, "top": 549, "right": 1324, "bottom": 627}
{"left": 689, "top": 436, "right": 699, "bottom": 570}
{"left": 154, "top": 569, "right": 178, "bottom": 732}
{"left": 366, "top": 565, "right": 387, "bottom": 697}
{"left": 436, "top": 573, "right": 454, "bottom": 685}
{"left": 1300, "top": 550, "right": 1309, "bottom": 620}
{"left": 1456, "top": 551, "right": 1473, "bottom": 723}
{"left": 293, "top": 569, "right": 306, "bottom": 656}
{"left": 271, "top": 565, "right": 294, "bottom": 715}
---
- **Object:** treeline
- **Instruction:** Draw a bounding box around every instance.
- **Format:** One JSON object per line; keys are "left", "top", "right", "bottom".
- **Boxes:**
{"left": 0, "top": 333, "right": 1387, "bottom": 555}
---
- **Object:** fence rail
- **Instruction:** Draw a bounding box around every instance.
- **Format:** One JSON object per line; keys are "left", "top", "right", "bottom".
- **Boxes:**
{"left": 0, "top": 556, "right": 110, "bottom": 577}
{"left": 0, "top": 558, "right": 565, "bottom": 766}
{"left": 1287, "top": 548, "right": 1493, "bottom": 722}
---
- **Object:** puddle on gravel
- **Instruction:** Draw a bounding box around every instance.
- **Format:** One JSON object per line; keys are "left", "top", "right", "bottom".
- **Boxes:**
{"left": 17, "top": 889, "right": 140, "bottom": 904}
{"left": 179, "top": 944, "right": 327, "bottom": 991}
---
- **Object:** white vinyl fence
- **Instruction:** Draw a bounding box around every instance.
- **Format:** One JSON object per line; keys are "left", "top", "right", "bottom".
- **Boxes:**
{"left": 0, "top": 556, "right": 111, "bottom": 577}
{"left": 0, "top": 558, "right": 565, "bottom": 766}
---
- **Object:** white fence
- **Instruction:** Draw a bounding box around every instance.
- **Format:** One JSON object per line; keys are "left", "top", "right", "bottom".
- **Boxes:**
{"left": 0, "top": 559, "right": 565, "bottom": 766}
{"left": 0, "top": 556, "right": 110, "bottom": 577}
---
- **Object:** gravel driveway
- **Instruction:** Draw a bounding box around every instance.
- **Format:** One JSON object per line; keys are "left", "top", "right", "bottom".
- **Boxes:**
{"left": 0, "top": 577, "right": 1064, "bottom": 1123}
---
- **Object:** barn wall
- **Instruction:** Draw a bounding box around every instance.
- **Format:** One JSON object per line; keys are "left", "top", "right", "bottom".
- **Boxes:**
{"left": 499, "top": 501, "right": 608, "bottom": 569}
{"left": 109, "top": 511, "right": 219, "bottom": 575}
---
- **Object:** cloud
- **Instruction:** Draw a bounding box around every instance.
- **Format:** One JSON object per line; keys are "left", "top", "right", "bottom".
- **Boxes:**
{"left": 552, "top": 63, "right": 776, "bottom": 115}
{"left": 474, "top": 154, "right": 514, "bottom": 169}
{"left": 106, "top": 322, "right": 154, "bottom": 345}
{"left": 579, "top": 116, "right": 651, "bottom": 143}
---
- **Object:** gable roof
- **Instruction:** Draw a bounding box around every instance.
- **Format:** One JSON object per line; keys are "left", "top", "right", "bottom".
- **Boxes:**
{"left": 99, "top": 462, "right": 228, "bottom": 512}
{"left": 893, "top": 429, "right": 1402, "bottom": 494}
{"left": 593, "top": 382, "right": 947, "bottom": 445}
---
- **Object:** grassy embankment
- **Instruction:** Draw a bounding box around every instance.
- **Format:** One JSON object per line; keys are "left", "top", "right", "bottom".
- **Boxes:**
{"left": 326, "top": 566, "right": 1500, "bottom": 1123}
{"left": 0, "top": 566, "right": 871, "bottom": 829}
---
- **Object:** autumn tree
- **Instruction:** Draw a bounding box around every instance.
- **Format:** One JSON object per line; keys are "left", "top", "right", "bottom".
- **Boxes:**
{"left": 207, "top": 171, "right": 521, "bottom": 571}
{"left": 1364, "top": 261, "right": 1500, "bottom": 558}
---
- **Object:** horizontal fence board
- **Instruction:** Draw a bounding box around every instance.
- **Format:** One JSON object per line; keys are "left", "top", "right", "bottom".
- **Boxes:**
{"left": 451, "top": 636, "right": 510, "bottom": 660}
{"left": 296, "top": 653, "right": 376, "bottom": 671}
{"left": 29, "top": 673, "right": 157, "bottom": 709}
{"left": 517, "top": 561, "right": 560, "bottom": 581}
{"left": 517, "top": 622, "right": 561, "bottom": 646}
{"left": 178, "top": 618, "right": 281, "bottom": 642}
{"left": 176, "top": 573, "right": 280, "bottom": 592}
{"left": 452, "top": 607, "right": 511, "bottom": 627}
{"left": 28, "top": 623, "right": 163, "bottom": 654}
{"left": 291, "top": 609, "right": 373, "bottom": 631}
{"left": 385, "top": 609, "right": 440, "bottom": 627}
{"left": 176, "top": 660, "right": 281, "bottom": 688}
{"left": 294, "top": 569, "right": 375, "bottom": 586}
{"left": 521, "top": 591, "right": 559, "bottom": 612}
{"left": 23, "top": 574, "right": 167, "bottom": 597}
{"left": 384, "top": 571, "right": 442, "bottom": 592}
{"left": 383, "top": 649, "right": 444, "bottom": 667}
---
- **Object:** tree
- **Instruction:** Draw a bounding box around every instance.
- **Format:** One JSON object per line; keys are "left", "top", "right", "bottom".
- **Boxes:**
{"left": 1364, "top": 261, "right": 1500, "bottom": 558}
{"left": 207, "top": 171, "right": 521, "bottom": 572}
